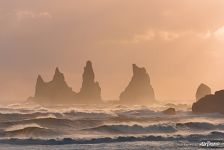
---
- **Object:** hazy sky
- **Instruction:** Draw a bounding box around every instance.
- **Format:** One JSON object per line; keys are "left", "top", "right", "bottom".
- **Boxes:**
{"left": 1, "top": 0, "right": 224, "bottom": 104}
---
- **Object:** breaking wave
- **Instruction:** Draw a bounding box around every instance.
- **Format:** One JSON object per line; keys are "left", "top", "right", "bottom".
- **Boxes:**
{"left": 84, "top": 124, "right": 177, "bottom": 134}
{"left": 84, "top": 122, "right": 224, "bottom": 134}
{"left": 1, "top": 127, "right": 58, "bottom": 137}
{"left": 0, "top": 131, "right": 223, "bottom": 145}
{"left": 176, "top": 122, "right": 224, "bottom": 130}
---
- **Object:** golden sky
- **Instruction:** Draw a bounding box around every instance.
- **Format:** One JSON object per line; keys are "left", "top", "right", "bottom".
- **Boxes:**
{"left": 1, "top": 0, "right": 224, "bottom": 104}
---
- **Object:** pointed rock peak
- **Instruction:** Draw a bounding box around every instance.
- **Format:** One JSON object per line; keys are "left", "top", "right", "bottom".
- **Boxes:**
{"left": 132, "top": 64, "right": 146, "bottom": 74}
{"left": 37, "top": 75, "right": 44, "bottom": 83}
{"left": 53, "top": 67, "right": 64, "bottom": 81}
{"left": 86, "top": 60, "right": 92, "bottom": 67}
{"left": 85, "top": 61, "right": 94, "bottom": 74}
{"left": 119, "top": 64, "right": 155, "bottom": 105}
{"left": 54, "top": 67, "right": 63, "bottom": 77}
{"left": 132, "top": 64, "right": 139, "bottom": 71}
{"left": 35, "top": 75, "right": 45, "bottom": 97}
{"left": 133, "top": 64, "right": 138, "bottom": 68}
{"left": 199, "top": 83, "right": 209, "bottom": 88}
{"left": 78, "top": 60, "right": 102, "bottom": 102}
{"left": 83, "top": 60, "right": 95, "bottom": 82}
{"left": 55, "top": 67, "right": 60, "bottom": 73}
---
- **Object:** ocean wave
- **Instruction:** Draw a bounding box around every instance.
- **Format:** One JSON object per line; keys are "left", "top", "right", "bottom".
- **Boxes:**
{"left": 2, "top": 118, "right": 224, "bottom": 135}
{"left": 83, "top": 124, "right": 177, "bottom": 134}
{"left": 1, "top": 105, "right": 222, "bottom": 123}
{"left": 115, "top": 107, "right": 155, "bottom": 117}
{"left": 0, "top": 126, "right": 59, "bottom": 138}
{"left": 84, "top": 122, "right": 224, "bottom": 134}
{"left": 0, "top": 112, "right": 62, "bottom": 122}
{"left": 0, "top": 117, "right": 103, "bottom": 132}
{"left": 64, "top": 110, "right": 115, "bottom": 120}
{"left": 176, "top": 122, "right": 224, "bottom": 130}
{"left": 0, "top": 131, "right": 223, "bottom": 145}
{"left": 4, "top": 123, "right": 42, "bottom": 132}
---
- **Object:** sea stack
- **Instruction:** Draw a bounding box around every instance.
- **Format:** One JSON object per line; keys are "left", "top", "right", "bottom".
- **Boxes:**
{"left": 32, "top": 67, "right": 75, "bottom": 104}
{"left": 192, "top": 90, "right": 224, "bottom": 114}
{"left": 77, "top": 61, "right": 102, "bottom": 104}
{"left": 119, "top": 64, "right": 155, "bottom": 105}
{"left": 29, "top": 61, "right": 102, "bottom": 105}
{"left": 195, "top": 83, "right": 211, "bottom": 101}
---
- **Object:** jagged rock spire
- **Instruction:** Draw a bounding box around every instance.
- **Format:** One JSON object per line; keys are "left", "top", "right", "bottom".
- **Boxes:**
{"left": 119, "top": 64, "right": 155, "bottom": 105}
{"left": 78, "top": 61, "right": 101, "bottom": 102}
{"left": 37, "top": 75, "right": 44, "bottom": 83}
{"left": 81, "top": 61, "right": 95, "bottom": 87}
{"left": 30, "top": 61, "right": 102, "bottom": 105}
{"left": 53, "top": 67, "right": 65, "bottom": 82}
{"left": 32, "top": 67, "right": 75, "bottom": 104}
{"left": 35, "top": 75, "right": 45, "bottom": 97}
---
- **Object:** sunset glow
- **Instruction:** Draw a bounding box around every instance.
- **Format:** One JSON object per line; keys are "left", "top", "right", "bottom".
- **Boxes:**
{"left": 1, "top": 1, "right": 224, "bottom": 149}
{"left": 0, "top": 0, "right": 224, "bottom": 103}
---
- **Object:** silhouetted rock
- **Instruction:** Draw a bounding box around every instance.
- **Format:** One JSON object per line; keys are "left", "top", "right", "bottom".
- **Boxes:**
{"left": 31, "top": 67, "right": 75, "bottom": 104}
{"left": 192, "top": 90, "right": 224, "bottom": 114}
{"left": 77, "top": 61, "right": 102, "bottom": 103}
{"left": 196, "top": 83, "right": 211, "bottom": 101}
{"left": 29, "top": 61, "right": 102, "bottom": 105}
{"left": 119, "top": 64, "right": 155, "bottom": 105}
{"left": 162, "top": 108, "right": 176, "bottom": 115}
{"left": 35, "top": 75, "right": 45, "bottom": 98}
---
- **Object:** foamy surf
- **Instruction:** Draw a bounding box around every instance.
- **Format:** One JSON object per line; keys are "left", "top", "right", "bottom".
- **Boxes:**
{"left": 0, "top": 103, "right": 223, "bottom": 149}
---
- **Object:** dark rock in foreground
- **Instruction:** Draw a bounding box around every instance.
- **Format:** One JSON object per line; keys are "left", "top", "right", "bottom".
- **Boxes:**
{"left": 29, "top": 61, "right": 102, "bottom": 105}
{"left": 119, "top": 64, "right": 155, "bottom": 105}
{"left": 192, "top": 90, "right": 224, "bottom": 114}
{"left": 195, "top": 83, "right": 211, "bottom": 101}
{"left": 162, "top": 108, "right": 176, "bottom": 115}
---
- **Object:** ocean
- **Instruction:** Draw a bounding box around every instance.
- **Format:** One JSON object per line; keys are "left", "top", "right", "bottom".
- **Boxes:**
{"left": 0, "top": 103, "right": 223, "bottom": 150}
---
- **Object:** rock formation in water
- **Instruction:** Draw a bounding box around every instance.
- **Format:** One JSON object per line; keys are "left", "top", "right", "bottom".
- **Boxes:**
{"left": 119, "top": 64, "right": 155, "bottom": 105}
{"left": 77, "top": 61, "right": 102, "bottom": 103}
{"left": 31, "top": 67, "right": 76, "bottom": 104}
{"left": 192, "top": 90, "right": 224, "bottom": 114}
{"left": 29, "top": 61, "right": 102, "bottom": 105}
{"left": 195, "top": 83, "right": 211, "bottom": 101}
{"left": 162, "top": 108, "right": 176, "bottom": 115}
